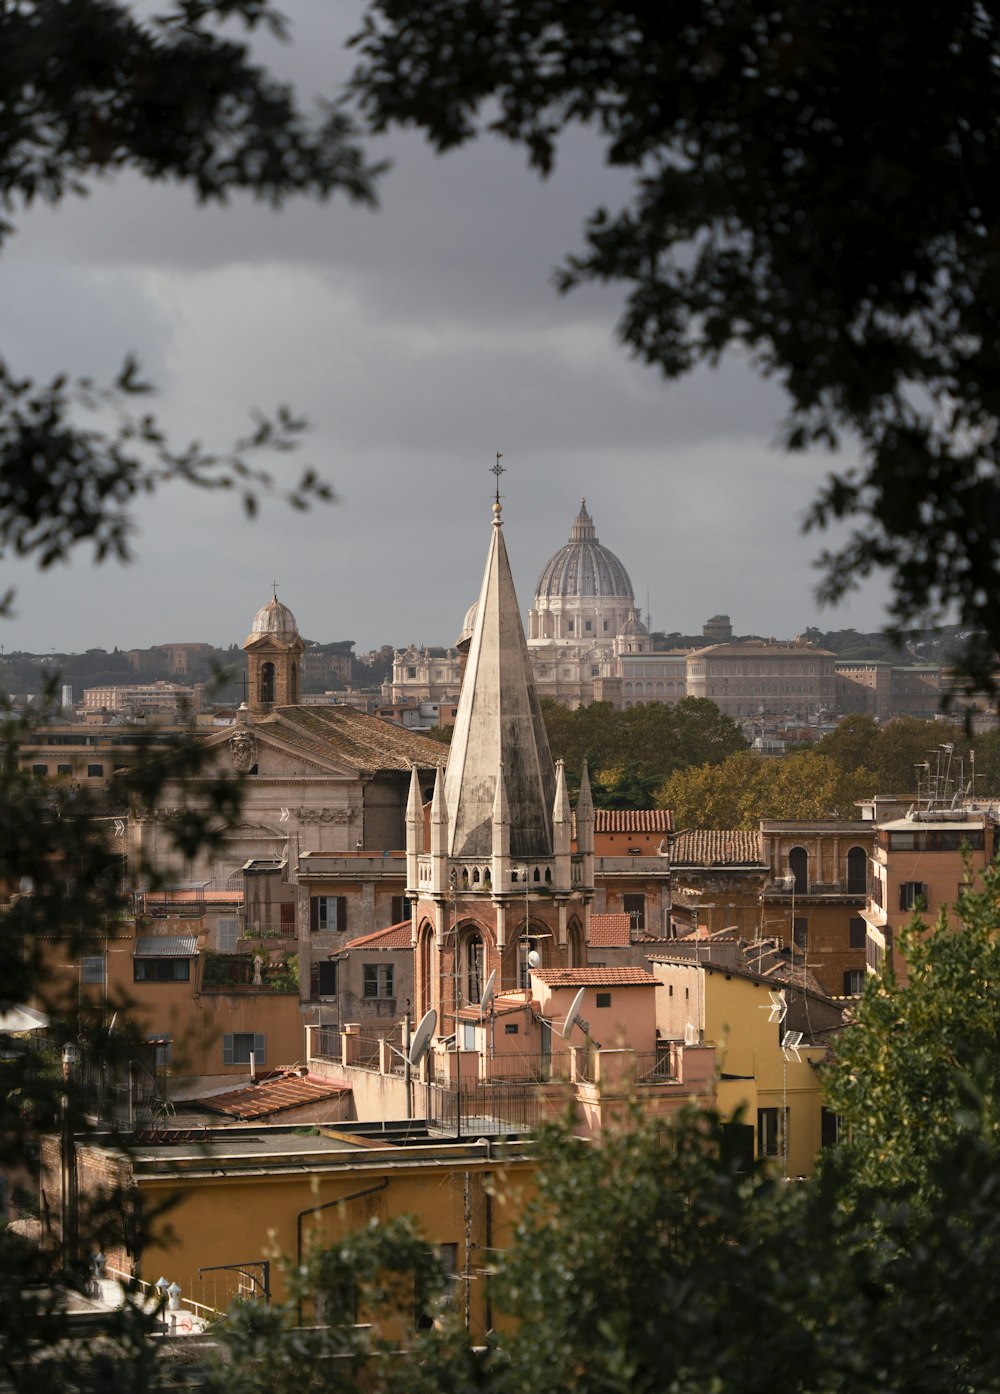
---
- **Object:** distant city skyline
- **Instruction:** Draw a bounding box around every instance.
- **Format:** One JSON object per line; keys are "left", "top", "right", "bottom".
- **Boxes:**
{"left": 0, "top": 2, "right": 892, "bottom": 659}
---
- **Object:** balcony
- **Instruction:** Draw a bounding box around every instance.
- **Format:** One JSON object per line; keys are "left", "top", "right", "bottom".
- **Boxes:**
{"left": 199, "top": 951, "right": 299, "bottom": 994}
{"left": 239, "top": 917, "right": 296, "bottom": 942}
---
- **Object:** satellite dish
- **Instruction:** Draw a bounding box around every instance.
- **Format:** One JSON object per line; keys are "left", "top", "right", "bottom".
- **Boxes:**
{"left": 527, "top": 949, "right": 541, "bottom": 969}
{"left": 408, "top": 1009, "right": 437, "bottom": 1068}
{"left": 561, "top": 987, "right": 586, "bottom": 1040}
{"left": 479, "top": 969, "right": 497, "bottom": 1019}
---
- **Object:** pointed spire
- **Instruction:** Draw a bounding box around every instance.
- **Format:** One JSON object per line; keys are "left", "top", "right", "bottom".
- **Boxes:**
{"left": 491, "top": 760, "right": 511, "bottom": 888}
{"left": 445, "top": 497, "right": 556, "bottom": 860}
{"left": 576, "top": 761, "right": 594, "bottom": 855}
{"left": 430, "top": 765, "right": 450, "bottom": 895}
{"left": 405, "top": 764, "right": 422, "bottom": 894}
{"left": 553, "top": 759, "right": 571, "bottom": 891}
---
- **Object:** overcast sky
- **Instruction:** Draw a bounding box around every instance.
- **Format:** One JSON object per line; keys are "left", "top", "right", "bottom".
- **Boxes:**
{"left": 0, "top": 2, "right": 892, "bottom": 658}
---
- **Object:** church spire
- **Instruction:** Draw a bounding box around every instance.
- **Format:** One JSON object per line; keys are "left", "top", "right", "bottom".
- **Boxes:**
{"left": 444, "top": 496, "right": 557, "bottom": 860}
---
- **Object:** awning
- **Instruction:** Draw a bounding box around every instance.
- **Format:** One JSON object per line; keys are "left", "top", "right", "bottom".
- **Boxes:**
{"left": 133, "top": 936, "right": 198, "bottom": 958}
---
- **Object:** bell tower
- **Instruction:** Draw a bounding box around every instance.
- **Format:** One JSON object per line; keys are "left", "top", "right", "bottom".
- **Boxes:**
{"left": 244, "top": 589, "right": 304, "bottom": 713}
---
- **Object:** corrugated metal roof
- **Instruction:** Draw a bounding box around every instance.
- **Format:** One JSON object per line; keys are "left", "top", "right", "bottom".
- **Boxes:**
{"left": 133, "top": 936, "right": 198, "bottom": 958}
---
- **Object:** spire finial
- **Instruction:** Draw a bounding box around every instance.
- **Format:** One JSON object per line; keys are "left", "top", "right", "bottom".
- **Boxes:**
{"left": 492, "top": 451, "right": 505, "bottom": 508}
{"left": 271, "top": 580, "right": 279, "bottom": 599}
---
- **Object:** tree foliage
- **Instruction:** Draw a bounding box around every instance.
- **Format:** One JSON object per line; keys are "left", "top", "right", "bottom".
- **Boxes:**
{"left": 350, "top": 1, "right": 1000, "bottom": 688}
{"left": 541, "top": 696, "right": 747, "bottom": 807}
{"left": 660, "top": 747, "right": 875, "bottom": 828}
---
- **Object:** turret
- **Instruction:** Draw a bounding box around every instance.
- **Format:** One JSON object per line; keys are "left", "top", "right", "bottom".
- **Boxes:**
{"left": 405, "top": 764, "right": 422, "bottom": 908}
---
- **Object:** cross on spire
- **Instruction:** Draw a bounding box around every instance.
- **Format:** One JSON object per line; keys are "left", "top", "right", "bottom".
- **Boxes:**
{"left": 492, "top": 451, "right": 505, "bottom": 505}
{"left": 271, "top": 580, "right": 279, "bottom": 598}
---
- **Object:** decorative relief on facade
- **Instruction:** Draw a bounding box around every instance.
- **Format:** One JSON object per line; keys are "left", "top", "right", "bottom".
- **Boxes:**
{"left": 293, "top": 807, "right": 357, "bottom": 824}
{"left": 228, "top": 729, "right": 259, "bottom": 772}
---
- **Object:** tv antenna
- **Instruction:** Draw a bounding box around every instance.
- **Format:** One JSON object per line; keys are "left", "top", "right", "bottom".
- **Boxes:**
{"left": 560, "top": 986, "right": 602, "bottom": 1050}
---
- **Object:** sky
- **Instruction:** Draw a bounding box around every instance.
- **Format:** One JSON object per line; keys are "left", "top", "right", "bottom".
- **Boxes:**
{"left": 0, "top": 2, "right": 893, "bottom": 659}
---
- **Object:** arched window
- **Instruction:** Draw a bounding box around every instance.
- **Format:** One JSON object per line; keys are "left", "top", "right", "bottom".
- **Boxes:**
{"left": 417, "top": 922, "right": 433, "bottom": 1018}
{"left": 789, "top": 846, "right": 809, "bottom": 894}
{"left": 567, "top": 921, "right": 583, "bottom": 968}
{"left": 289, "top": 661, "right": 299, "bottom": 703}
{"left": 464, "top": 932, "right": 484, "bottom": 1004}
{"left": 846, "top": 846, "right": 867, "bottom": 895}
{"left": 260, "top": 662, "right": 275, "bottom": 705}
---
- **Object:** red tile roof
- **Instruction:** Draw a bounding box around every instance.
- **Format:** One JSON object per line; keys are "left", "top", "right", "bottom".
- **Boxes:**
{"left": 345, "top": 921, "right": 413, "bottom": 950}
{"left": 593, "top": 809, "right": 673, "bottom": 833}
{"left": 532, "top": 967, "right": 659, "bottom": 987}
{"left": 669, "top": 830, "right": 763, "bottom": 867}
{"left": 589, "top": 913, "right": 632, "bottom": 947}
{"left": 196, "top": 1073, "right": 349, "bottom": 1120}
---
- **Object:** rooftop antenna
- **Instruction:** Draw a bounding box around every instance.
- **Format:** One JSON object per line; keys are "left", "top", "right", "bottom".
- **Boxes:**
{"left": 560, "top": 986, "right": 602, "bottom": 1050}
{"left": 480, "top": 968, "right": 497, "bottom": 1058}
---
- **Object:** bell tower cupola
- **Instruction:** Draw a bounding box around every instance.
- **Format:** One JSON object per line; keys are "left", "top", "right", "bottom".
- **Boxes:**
{"left": 244, "top": 588, "right": 305, "bottom": 713}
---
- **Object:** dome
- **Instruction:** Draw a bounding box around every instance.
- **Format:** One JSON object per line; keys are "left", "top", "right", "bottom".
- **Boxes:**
{"left": 618, "top": 615, "right": 649, "bottom": 638}
{"left": 247, "top": 593, "right": 300, "bottom": 643}
{"left": 534, "top": 501, "right": 634, "bottom": 602}
{"left": 457, "top": 600, "right": 479, "bottom": 647}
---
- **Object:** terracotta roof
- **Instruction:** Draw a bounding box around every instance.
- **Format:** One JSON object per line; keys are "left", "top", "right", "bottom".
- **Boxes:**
{"left": 593, "top": 809, "right": 673, "bottom": 833}
{"left": 589, "top": 913, "right": 632, "bottom": 947}
{"left": 670, "top": 830, "right": 764, "bottom": 867}
{"left": 263, "top": 705, "right": 446, "bottom": 775}
{"left": 345, "top": 921, "right": 413, "bottom": 950}
{"left": 196, "top": 1072, "right": 349, "bottom": 1121}
{"left": 144, "top": 890, "right": 243, "bottom": 905}
{"left": 533, "top": 967, "right": 659, "bottom": 987}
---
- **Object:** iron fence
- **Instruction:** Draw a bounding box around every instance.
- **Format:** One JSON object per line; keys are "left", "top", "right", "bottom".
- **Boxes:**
{"left": 429, "top": 1078, "right": 546, "bottom": 1135}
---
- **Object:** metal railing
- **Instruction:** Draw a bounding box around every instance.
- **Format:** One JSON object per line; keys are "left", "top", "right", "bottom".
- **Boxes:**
{"left": 429, "top": 1079, "right": 547, "bottom": 1134}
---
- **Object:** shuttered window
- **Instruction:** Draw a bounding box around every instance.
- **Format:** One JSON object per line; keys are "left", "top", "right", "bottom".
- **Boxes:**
{"left": 223, "top": 1032, "right": 265, "bottom": 1065}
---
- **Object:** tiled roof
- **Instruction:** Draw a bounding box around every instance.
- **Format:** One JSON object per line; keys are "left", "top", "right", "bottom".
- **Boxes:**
{"left": 589, "top": 913, "right": 632, "bottom": 947}
{"left": 669, "top": 830, "right": 764, "bottom": 867}
{"left": 345, "top": 921, "right": 413, "bottom": 950}
{"left": 196, "top": 1072, "right": 349, "bottom": 1121}
{"left": 264, "top": 705, "right": 446, "bottom": 775}
{"left": 133, "top": 935, "right": 198, "bottom": 958}
{"left": 593, "top": 809, "right": 673, "bottom": 833}
{"left": 533, "top": 967, "right": 659, "bottom": 987}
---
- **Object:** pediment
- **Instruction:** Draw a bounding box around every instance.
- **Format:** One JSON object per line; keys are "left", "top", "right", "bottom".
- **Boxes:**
{"left": 201, "top": 726, "right": 363, "bottom": 780}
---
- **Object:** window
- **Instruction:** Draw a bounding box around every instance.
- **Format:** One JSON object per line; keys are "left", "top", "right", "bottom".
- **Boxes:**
{"left": 363, "top": 963, "right": 394, "bottom": 998}
{"left": 223, "top": 1032, "right": 265, "bottom": 1065}
{"left": 465, "top": 933, "right": 484, "bottom": 1003}
{"left": 846, "top": 846, "right": 868, "bottom": 895}
{"left": 217, "top": 917, "right": 238, "bottom": 952}
{"left": 899, "top": 881, "right": 928, "bottom": 912}
{"left": 134, "top": 958, "right": 190, "bottom": 982}
{"left": 585, "top": 620, "right": 592, "bottom": 632}
{"left": 87, "top": 764, "right": 103, "bottom": 778}
{"left": 757, "top": 1107, "right": 788, "bottom": 1159}
{"left": 317, "top": 960, "right": 338, "bottom": 996}
{"left": 148, "top": 1035, "right": 173, "bottom": 1068}
{"left": 504, "top": 1022, "right": 519, "bottom": 1034}
{"left": 462, "top": 1021, "right": 477, "bottom": 1050}
{"left": 81, "top": 955, "right": 105, "bottom": 985}
{"left": 789, "top": 846, "right": 808, "bottom": 894}
{"left": 260, "top": 662, "right": 275, "bottom": 704}
{"left": 843, "top": 969, "right": 866, "bottom": 996}
{"left": 311, "top": 895, "right": 347, "bottom": 933}
{"left": 31, "top": 763, "right": 47, "bottom": 776}
{"left": 849, "top": 916, "right": 866, "bottom": 949}
{"left": 793, "top": 917, "right": 808, "bottom": 949}
{"left": 596, "top": 991, "right": 611, "bottom": 1008}
{"left": 623, "top": 894, "right": 645, "bottom": 931}
{"left": 57, "top": 764, "right": 72, "bottom": 775}
{"left": 391, "top": 895, "right": 412, "bottom": 924}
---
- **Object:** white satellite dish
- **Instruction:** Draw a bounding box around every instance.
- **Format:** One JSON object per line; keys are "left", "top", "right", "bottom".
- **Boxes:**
{"left": 560, "top": 987, "right": 601, "bottom": 1048}
{"left": 561, "top": 987, "right": 586, "bottom": 1040}
{"left": 479, "top": 969, "right": 497, "bottom": 1020}
{"left": 526, "top": 949, "right": 541, "bottom": 970}
{"left": 407, "top": 1009, "right": 437, "bottom": 1068}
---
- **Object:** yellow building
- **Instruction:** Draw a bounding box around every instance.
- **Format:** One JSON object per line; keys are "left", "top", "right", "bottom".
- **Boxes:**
{"left": 48, "top": 1125, "right": 534, "bottom": 1341}
{"left": 650, "top": 955, "right": 835, "bottom": 1176}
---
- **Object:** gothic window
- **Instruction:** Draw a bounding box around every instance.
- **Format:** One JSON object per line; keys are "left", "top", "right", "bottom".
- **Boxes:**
{"left": 464, "top": 933, "right": 484, "bottom": 1004}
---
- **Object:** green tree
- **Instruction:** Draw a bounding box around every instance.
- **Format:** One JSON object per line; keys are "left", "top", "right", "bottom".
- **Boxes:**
{"left": 350, "top": 1, "right": 1000, "bottom": 688}
{"left": 815, "top": 713, "right": 882, "bottom": 777}
{"left": 824, "top": 864, "right": 1000, "bottom": 1203}
{"left": 659, "top": 748, "right": 873, "bottom": 828}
